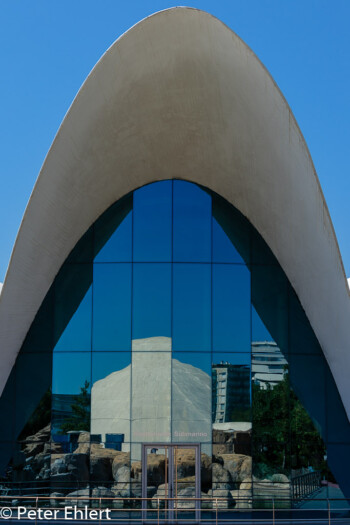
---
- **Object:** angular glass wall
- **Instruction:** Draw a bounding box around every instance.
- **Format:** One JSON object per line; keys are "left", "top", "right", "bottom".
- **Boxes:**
{"left": 0, "top": 180, "right": 349, "bottom": 513}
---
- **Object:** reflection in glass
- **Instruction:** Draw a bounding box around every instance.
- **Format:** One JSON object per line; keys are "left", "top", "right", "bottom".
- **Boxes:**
{"left": 172, "top": 353, "right": 211, "bottom": 443}
{"left": 212, "top": 217, "right": 245, "bottom": 264}
{"left": 144, "top": 446, "right": 169, "bottom": 513}
{"left": 2, "top": 179, "right": 350, "bottom": 507}
{"left": 251, "top": 265, "right": 288, "bottom": 356}
{"left": 91, "top": 352, "right": 131, "bottom": 447}
{"left": 52, "top": 353, "right": 91, "bottom": 437}
{"left": 93, "top": 264, "right": 131, "bottom": 351}
{"left": 131, "top": 345, "right": 171, "bottom": 443}
{"left": 213, "top": 264, "right": 250, "bottom": 352}
{"left": 15, "top": 353, "right": 52, "bottom": 439}
{"left": 173, "top": 180, "right": 211, "bottom": 262}
{"left": 94, "top": 211, "right": 132, "bottom": 263}
{"left": 173, "top": 264, "right": 211, "bottom": 351}
{"left": 212, "top": 353, "right": 251, "bottom": 426}
{"left": 173, "top": 447, "right": 197, "bottom": 516}
{"left": 252, "top": 307, "right": 290, "bottom": 482}
{"left": 289, "top": 290, "right": 321, "bottom": 355}
{"left": 54, "top": 285, "right": 92, "bottom": 352}
{"left": 132, "top": 264, "right": 171, "bottom": 346}
{"left": 133, "top": 181, "right": 172, "bottom": 262}
{"left": 212, "top": 353, "right": 251, "bottom": 458}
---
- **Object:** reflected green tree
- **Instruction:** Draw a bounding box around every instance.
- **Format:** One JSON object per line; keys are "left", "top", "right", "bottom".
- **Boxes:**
{"left": 60, "top": 380, "right": 90, "bottom": 433}
{"left": 253, "top": 372, "right": 330, "bottom": 480}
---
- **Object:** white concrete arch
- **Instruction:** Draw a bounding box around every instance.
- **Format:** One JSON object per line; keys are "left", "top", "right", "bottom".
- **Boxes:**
{"left": 0, "top": 7, "right": 349, "bottom": 420}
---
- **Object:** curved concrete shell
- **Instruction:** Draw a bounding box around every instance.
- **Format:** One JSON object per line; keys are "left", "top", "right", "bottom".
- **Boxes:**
{"left": 0, "top": 7, "right": 349, "bottom": 423}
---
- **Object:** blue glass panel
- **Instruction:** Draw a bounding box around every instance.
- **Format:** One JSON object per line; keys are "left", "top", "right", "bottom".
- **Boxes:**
{"left": 22, "top": 288, "right": 54, "bottom": 353}
{"left": 132, "top": 263, "right": 171, "bottom": 345}
{"left": 251, "top": 264, "right": 289, "bottom": 356}
{"left": 252, "top": 305, "right": 273, "bottom": 341}
{"left": 212, "top": 193, "right": 251, "bottom": 265}
{"left": 92, "top": 352, "right": 131, "bottom": 383}
{"left": 94, "top": 211, "right": 132, "bottom": 263}
{"left": 213, "top": 352, "right": 251, "bottom": 367}
{"left": 52, "top": 352, "right": 91, "bottom": 436}
{"left": 289, "top": 290, "right": 321, "bottom": 355}
{"left": 15, "top": 353, "right": 51, "bottom": 439}
{"left": 327, "top": 444, "right": 350, "bottom": 500}
{"left": 251, "top": 306, "right": 290, "bottom": 390}
{"left": 173, "top": 180, "right": 211, "bottom": 262}
{"left": 172, "top": 263, "right": 211, "bottom": 351}
{"left": 133, "top": 181, "right": 172, "bottom": 262}
{"left": 52, "top": 353, "right": 91, "bottom": 396}
{"left": 54, "top": 285, "right": 92, "bottom": 352}
{"left": 289, "top": 354, "right": 325, "bottom": 438}
{"left": 213, "top": 264, "right": 250, "bottom": 352}
{"left": 92, "top": 263, "right": 131, "bottom": 351}
{"left": 212, "top": 217, "right": 245, "bottom": 263}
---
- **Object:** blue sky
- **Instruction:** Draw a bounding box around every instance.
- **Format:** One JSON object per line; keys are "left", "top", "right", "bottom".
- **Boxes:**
{"left": 0, "top": 0, "right": 349, "bottom": 281}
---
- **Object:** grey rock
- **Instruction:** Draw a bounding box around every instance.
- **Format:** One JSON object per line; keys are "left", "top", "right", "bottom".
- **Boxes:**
{"left": 64, "top": 453, "right": 89, "bottom": 481}
{"left": 212, "top": 489, "right": 233, "bottom": 508}
{"left": 51, "top": 459, "right": 66, "bottom": 475}
{"left": 114, "top": 465, "right": 130, "bottom": 484}
{"left": 65, "top": 488, "right": 90, "bottom": 507}
{"left": 50, "top": 472, "right": 74, "bottom": 483}
{"left": 92, "top": 487, "right": 115, "bottom": 498}
{"left": 212, "top": 463, "right": 230, "bottom": 483}
{"left": 50, "top": 492, "right": 64, "bottom": 507}
{"left": 111, "top": 453, "right": 130, "bottom": 481}
{"left": 271, "top": 473, "right": 289, "bottom": 484}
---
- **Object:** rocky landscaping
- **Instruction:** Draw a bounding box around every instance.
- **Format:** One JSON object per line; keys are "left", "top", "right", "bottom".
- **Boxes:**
{"left": 3, "top": 428, "right": 290, "bottom": 509}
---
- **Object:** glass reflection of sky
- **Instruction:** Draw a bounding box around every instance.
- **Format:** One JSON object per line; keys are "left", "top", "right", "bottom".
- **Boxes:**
{"left": 212, "top": 218, "right": 244, "bottom": 264}
{"left": 94, "top": 211, "right": 132, "bottom": 263}
{"left": 52, "top": 352, "right": 91, "bottom": 395}
{"left": 213, "top": 264, "right": 250, "bottom": 352}
{"left": 93, "top": 263, "right": 131, "bottom": 351}
{"left": 173, "top": 352, "right": 211, "bottom": 376}
{"left": 133, "top": 263, "right": 171, "bottom": 340}
{"left": 92, "top": 352, "right": 130, "bottom": 384}
{"left": 53, "top": 181, "right": 253, "bottom": 394}
{"left": 213, "top": 352, "right": 251, "bottom": 367}
{"left": 173, "top": 181, "right": 211, "bottom": 262}
{"left": 133, "top": 181, "right": 172, "bottom": 262}
{"left": 252, "top": 305, "right": 274, "bottom": 342}
{"left": 173, "top": 264, "right": 211, "bottom": 351}
{"left": 54, "top": 286, "right": 92, "bottom": 352}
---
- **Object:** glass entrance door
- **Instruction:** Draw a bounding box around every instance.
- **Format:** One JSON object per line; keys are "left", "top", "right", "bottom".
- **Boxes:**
{"left": 141, "top": 444, "right": 201, "bottom": 521}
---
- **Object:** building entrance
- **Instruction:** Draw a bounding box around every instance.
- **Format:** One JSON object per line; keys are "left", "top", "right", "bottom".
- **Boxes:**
{"left": 141, "top": 443, "right": 201, "bottom": 521}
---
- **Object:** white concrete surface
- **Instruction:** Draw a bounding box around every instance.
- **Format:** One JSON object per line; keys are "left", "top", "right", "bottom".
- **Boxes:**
{"left": 0, "top": 8, "right": 349, "bottom": 422}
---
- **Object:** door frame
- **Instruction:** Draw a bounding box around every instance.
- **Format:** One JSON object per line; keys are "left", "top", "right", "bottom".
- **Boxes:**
{"left": 141, "top": 443, "right": 201, "bottom": 521}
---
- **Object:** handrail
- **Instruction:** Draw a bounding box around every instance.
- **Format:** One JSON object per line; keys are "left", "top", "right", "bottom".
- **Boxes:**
{"left": 1, "top": 494, "right": 350, "bottom": 523}
{"left": 291, "top": 470, "right": 322, "bottom": 500}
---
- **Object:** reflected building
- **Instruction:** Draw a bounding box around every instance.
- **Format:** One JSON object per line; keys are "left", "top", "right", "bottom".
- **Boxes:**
{"left": 212, "top": 362, "right": 250, "bottom": 424}
{"left": 252, "top": 342, "right": 288, "bottom": 389}
{"left": 0, "top": 7, "right": 350, "bottom": 517}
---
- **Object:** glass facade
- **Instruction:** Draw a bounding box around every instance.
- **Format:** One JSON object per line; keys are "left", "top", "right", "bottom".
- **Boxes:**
{"left": 0, "top": 180, "right": 349, "bottom": 511}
